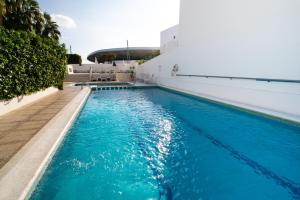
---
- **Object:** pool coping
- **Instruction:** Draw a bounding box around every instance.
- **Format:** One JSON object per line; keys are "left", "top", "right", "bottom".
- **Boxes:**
{"left": 157, "top": 84, "right": 300, "bottom": 127}
{"left": 0, "top": 87, "right": 91, "bottom": 200}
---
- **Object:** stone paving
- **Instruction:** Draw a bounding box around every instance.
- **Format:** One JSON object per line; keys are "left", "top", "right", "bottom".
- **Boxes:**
{"left": 0, "top": 87, "right": 81, "bottom": 168}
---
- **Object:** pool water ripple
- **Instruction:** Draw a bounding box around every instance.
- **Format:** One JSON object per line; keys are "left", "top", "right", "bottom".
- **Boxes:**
{"left": 30, "top": 89, "right": 300, "bottom": 200}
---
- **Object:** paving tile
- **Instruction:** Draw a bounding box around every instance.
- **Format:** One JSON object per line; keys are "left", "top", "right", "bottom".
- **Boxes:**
{"left": 0, "top": 123, "right": 18, "bottom": 131}
{"left": 39, "top": 109, "right": 61, "bottom": 115}
{"left": 0, "top": 115, "right": 32, "bottom": 123}
{"left": 0, "top": 132, "right": 34, "bottom": 145}
{"left": 16, "top": 121, "right": 45, "bottom": 130}
{"left": 0, "top": 142, "right": 24, "bottom": 163}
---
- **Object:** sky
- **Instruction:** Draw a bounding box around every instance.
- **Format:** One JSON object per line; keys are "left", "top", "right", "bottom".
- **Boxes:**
{"left": 37, "top": 0, "right": 180, "bottom": 63}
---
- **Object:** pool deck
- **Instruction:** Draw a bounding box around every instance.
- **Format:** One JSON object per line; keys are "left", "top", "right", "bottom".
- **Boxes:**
{"left": 0, "top": 87, "right": 80, "bottom": 168}
{"left": 0, "top": 86, "right": 90, "bottom": 200}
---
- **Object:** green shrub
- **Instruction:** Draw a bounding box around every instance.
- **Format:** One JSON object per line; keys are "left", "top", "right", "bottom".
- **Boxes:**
{"left": 67, "top": 54, "right": 82, "bottom": 65}
{"left": 0, "top": 27, "right": 67, "bottom": 100}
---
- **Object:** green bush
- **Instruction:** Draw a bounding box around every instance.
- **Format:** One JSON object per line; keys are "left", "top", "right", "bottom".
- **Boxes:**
{"left": 67, "top": 54, "right": 82, "bottom": 65}
{"left": 0, "top": 27, "right": 67, "bottom": 100}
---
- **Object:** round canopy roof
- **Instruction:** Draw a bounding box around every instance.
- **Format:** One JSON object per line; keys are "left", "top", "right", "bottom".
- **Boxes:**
{"left": 87, "top": 47, "right": 160, "bottom": 63}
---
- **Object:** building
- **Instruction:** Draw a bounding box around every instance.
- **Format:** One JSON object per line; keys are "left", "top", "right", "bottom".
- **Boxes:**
{"left": 87, "top": 47, "right": 160, "bottom": 63}
{"left": 137, "top": 0, "right": 300, "bottom": 122}
{"left": 65, "top": 47, "right": 159, "bottom": 82}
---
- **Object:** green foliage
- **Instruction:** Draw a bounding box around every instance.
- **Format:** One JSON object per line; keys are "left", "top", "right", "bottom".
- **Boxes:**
{"left": 137, "top": 60, "right": 146, "bottom": 65}
{"left": 2, "top": 0, "right": 61, "bottom": 40}
{"left": 145, "top": 50, "right": 160, "bottom": 60}
{"left": 41, "top": 12, "right": 61, "bottom": 40}
{"left": 0, "top": 27, "right": 67, "bottom": 100}
{"left": 0, "top": 0, "right": 6, "bottom": 25}
{"left": 67, "top": 54, "right": 82, "bottom": 65}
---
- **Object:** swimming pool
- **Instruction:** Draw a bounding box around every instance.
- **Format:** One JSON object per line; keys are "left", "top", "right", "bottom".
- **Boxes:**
{"left": 30, "top": 88, "right": 300, "bottom": 200}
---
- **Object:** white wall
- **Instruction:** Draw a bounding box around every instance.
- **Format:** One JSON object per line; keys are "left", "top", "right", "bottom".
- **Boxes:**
{"left": 67, "top": 65, "right": 74, "bottom": 74}
{"left": 178, "top": 0, "right": 300, "bottom": 79}
{"left": 71, "top": 62, "right": 137, "bottom": 73}
{"left": 160, "top": 25, "right": 179, "bottom": 54}
{"left": 137, "top": 0, "right": 300, "bottom": 122}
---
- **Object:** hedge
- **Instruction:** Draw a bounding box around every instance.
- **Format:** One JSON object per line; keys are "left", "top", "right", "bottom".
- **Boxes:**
{"left": 0, "top": 27, "right": 67, "bottom": 100}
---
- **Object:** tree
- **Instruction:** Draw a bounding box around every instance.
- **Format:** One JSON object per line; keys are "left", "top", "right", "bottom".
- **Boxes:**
{"left": 137, "top": 60, "right": 146, "bottom": 65}
{"left": 0, "top": 0, "right": 5, "bottom": 25}
{"left": 3, "top": 0, "right": 38, "bottom": 31}
{"left": 67, "top": 54, "right": 82, "bottom": 65}
{"left": 42, "top": 12, "right": 60, "bottom": 40}
{"left": 1, "top": 0, "right": 61, "bottom": 40}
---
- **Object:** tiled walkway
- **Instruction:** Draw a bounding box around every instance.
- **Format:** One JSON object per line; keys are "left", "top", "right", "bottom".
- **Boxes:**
{"left": 0, "top": 87, "right": 81, "bottom": 168}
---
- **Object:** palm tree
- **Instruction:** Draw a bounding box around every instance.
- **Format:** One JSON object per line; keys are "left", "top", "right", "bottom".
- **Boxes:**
{"left": 42, "top": 12, "right": 60, "bottom": 40}
{"left": 0, "top": 0, "right": 6, "bottom": 25}
{"left": 23, "top": 0, "right": 42, "bottom": 32}
{"left": 25, "top": 0, "right": 45, "bottom": 34}
{"left": 2, "top": 0, "right": 61, "bottom": 40}
{"left": 4, "top": 0, "right": 25, "bottom": 30}
{"left": 4, "top": 0, "right": 40, "bottom": 31}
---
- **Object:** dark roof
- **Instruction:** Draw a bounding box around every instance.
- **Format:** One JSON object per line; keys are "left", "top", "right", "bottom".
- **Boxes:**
{"left": 87, "top": 47, "right": 160, "bottom": 63}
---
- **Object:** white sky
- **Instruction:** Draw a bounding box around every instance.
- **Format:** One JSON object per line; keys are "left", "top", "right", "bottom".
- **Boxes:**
{"left": 39, "top": 0, "right": 180, "bottom": 63}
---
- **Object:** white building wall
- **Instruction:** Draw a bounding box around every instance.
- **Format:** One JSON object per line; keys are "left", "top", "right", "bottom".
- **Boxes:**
{"left": 178, "top": 0, "right": 300, "bottom": 79}
{"left": 71, "top": 62, "right": 137, "bottom": 73}
{"left": 160, "top": 25, "right": 179, "bottom": 54}
{"left": 137, "top": 0, "right": 300, "bottom": 122}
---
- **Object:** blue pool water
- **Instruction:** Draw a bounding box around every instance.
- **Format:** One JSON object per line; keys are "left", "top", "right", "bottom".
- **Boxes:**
{"left": 30, "top": 88, "right": 300, "bottom": 200}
